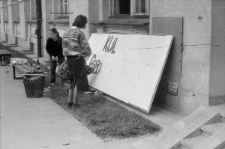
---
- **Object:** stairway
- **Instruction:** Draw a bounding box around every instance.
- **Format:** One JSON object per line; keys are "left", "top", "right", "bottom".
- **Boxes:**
{"left": 180, "top": 116, "right": 225, "bottom": 149}
{"left": 156, "top": 104, "right": 225, "bottom": 149}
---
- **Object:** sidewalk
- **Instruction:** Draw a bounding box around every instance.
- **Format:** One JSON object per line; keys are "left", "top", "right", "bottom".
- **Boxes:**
{"left": 0, "top": 66, "right": 104, "bottom": 149}
{"left": 0, "top": 46, "right": 160, "bottom": 148}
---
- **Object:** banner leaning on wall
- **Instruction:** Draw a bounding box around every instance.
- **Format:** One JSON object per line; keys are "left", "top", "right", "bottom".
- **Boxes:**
{"left": 87, "top": 33, "right": 174, "bottom": 113}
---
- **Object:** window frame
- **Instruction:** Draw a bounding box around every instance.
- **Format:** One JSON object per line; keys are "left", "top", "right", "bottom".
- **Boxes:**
{"left": 59, "top": 0, "right": 69, "bottom": 16}
{"left": 131, "top": 0, "right": 149, "bottom": 16}
{"left": 109, "top": 0, "right": 149, "bottom": 17}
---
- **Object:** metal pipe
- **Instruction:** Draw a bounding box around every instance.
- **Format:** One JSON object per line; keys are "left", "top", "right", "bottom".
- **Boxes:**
{"left": 36, "top": 0, "right": 42, "bottom": 58}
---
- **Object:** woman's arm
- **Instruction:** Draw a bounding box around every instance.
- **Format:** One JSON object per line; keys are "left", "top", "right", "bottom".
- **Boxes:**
{"left": 46, "top": 38, "right": 52, "bottom": 55}
{"left": 79, "top": 31, "right": 92, "bottom": 58}
{"left": 57, "top": 37, "right": 64, "bottom": 57}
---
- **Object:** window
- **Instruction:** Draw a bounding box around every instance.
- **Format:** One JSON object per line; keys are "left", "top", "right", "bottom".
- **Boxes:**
{"left": 59, "top": 0, "right": 68, "bottom": 16}
{"left": 110, "top": 0, "right": 149, "bottom": 16}
{"left": 133, "top": 0, "right": 149, "bottom": 15}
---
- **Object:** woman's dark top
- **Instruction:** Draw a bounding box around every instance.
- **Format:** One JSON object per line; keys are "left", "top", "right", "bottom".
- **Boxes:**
{"left": 46, "top": 37, "right": 64, "bottom": 57}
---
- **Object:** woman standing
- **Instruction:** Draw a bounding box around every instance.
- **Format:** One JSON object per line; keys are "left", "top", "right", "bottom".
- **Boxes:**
{"left": 62, "top": 15, "right": 92, "bottom": 108}
{"left": 46, "top": 28, "right": 65, "bottom": 87}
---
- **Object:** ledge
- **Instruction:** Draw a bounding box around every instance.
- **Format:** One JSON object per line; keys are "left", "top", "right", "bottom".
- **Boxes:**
{"left": 91, "top": 17, "right": 149, "bottom": 27}
{"left": 48, "top": 18, "right": 69, "bottom": 25}
{"left": 27, "top": 20, "right": 37, "bottom": 24}
{"left": 13, "top": 20, "right": 20, "bottom": 24}
{"left": 3, "top": 20, "right": 9, "bottom": 23}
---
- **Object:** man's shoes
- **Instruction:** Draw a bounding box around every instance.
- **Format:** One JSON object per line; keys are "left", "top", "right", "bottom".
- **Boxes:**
{"left": 67, "top": 102, "right": 73, "bottom": 108}
{"left": 67, "top": 103, "right": 80, "bottom": 109}
{"left": 84, "top": 88, "right": 96, "bottom": 94}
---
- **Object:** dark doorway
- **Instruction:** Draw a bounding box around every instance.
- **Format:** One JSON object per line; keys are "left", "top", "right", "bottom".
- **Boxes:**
{"left": 119, "top": 0, "right": 130, "bottom": 14}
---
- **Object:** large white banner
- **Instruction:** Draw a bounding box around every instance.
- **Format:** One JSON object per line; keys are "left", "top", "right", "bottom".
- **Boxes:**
{"left": 87, "top": 34, "right": 173, "bottom": 113}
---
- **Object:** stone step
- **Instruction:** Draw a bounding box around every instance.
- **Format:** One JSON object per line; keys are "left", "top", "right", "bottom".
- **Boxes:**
{"left": 221, "top": 116, "right": 225, "bottom": 123}
{"left": 181, "top": 146, "right": 190, "bottom": 149}
{"left": 210, "top": 104, "right": 225, "bottom": 117}
{"left": 181, "top": 135, "right": 209, "bottom": 149}
{"left": 194, "top": 127, "right": 225, "bottom": 149}
{"left": 156, "top": 107, "right": 220, "bottom": 149}
{"left": 201, "top": 122, "right": 225, "bottom": 135}
{"left": 209, "top": 96, "right": 225, "bottom": 106}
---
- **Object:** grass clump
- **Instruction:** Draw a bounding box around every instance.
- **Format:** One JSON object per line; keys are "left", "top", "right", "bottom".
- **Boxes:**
{"left": 44, "top": 74, "right": 161, "bottom": 141}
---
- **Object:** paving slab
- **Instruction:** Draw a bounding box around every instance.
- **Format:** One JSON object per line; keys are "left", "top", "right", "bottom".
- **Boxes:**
{"left": 194, "top": 127, "right": 225, "bottom": 149}
{"left": 210, "top": 104, "right": 225, "bottom": 117}
{"left": 0, "top": 66, "right": 102, "bottom": 149}
{"left": 156, "top": 107, "right": 220, "bottom": 149}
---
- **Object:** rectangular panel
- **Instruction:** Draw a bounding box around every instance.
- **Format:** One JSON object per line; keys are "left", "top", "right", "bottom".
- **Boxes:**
{"left": 87, "top": 54, "right": 117, "bottom": 91}
{"left": 128, "top": 65, "right": 162, "bottom": 112}
{"left": 120, "top": 47, "right": 171, "bottom": 68}
{"left": 106, "top": 59, "right": 143, "bottom": 103}
{"left": 87, "top": 33, "right": 173, "bottom": 112}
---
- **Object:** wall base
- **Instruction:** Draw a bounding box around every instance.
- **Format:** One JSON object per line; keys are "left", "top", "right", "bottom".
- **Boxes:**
{"left": 1, "top": 33, "right": 7, "bottom": 42}
{"left": 18, "top": 38, "right": 31, "bottom": 50}
{"left": 153, "top": 100, "right": 181, "bottom": 116}
{"left": 7, "top": 35, "right": 16, "bottom": 45}
{"left": 209, "top": 94, "right": 225, "bottom": 106}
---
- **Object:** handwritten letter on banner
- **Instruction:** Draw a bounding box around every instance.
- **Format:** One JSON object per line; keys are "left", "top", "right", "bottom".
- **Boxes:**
{"left": 87, "top": 34, "right": 174, "bottom": 113}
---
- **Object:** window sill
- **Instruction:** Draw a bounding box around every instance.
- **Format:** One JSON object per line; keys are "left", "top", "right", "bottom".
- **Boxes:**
{"left": 13, "top": 20, "right": 20, "bottom": 24}
{"left": 110, "top": 15, "right": 149, "bottom": 19}
{"left": 57, "top": 16, "right": 69, "bottom": 19}
{"left": 48, "top": 18, "right": 69, "bottom": 25}
{"left": 27, "top": 19, "right": 37, "bottom": 24}
{"left": 91, "top": 17, "right": 149, "bottom": 27}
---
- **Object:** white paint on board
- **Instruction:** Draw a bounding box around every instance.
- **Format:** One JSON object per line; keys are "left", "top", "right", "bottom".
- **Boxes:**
{"left": 87, "top": 33, "right": 173, "bottom": 112}
{"left": 128, "top": 65, "right": 162, "bottom": 112}
{"left": 106, "top": 59, "right": 143, "bottom": 103}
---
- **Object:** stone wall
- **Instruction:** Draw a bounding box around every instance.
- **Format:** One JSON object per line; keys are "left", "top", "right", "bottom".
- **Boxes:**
{"left": 150, "top": 0, "right": 212, "bottom": 115}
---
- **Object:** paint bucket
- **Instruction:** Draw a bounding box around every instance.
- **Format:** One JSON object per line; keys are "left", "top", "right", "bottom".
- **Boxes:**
{"left": 23, "top": 75, "right": 45, "bottom": 98}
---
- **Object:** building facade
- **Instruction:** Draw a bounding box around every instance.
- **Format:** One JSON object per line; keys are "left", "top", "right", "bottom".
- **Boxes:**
{"left": 0, "top": 0, "right": 224, "bottom": 115}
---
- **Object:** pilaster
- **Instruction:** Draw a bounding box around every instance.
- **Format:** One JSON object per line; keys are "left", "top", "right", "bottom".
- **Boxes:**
{"left": 19, "top": 0, "right": 30, "bottom": 40}
{"left": 0, "top": 0, "right": 7, "bottom": 41}
{"left": 7, "top": 0, "right": 17, "bottom": 37}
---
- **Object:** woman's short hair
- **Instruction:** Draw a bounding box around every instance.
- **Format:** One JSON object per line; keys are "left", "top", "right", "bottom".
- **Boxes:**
{"left": 49, "top": 28, "right": 59, "bottom": 37}
{"left": 72, "top": 15, "right": 87, "bottom": 28}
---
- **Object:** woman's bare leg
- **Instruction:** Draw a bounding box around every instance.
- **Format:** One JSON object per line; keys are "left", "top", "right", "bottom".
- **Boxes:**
{"left": 73, "top": 85, "right": 79, "bottom": 105}
{"left": 68, "top": 89, "right": 73, "bottom": 104}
